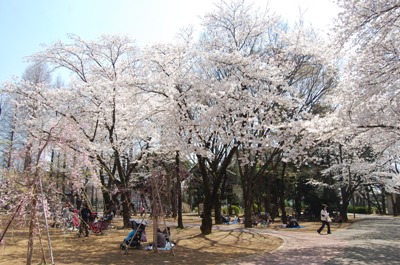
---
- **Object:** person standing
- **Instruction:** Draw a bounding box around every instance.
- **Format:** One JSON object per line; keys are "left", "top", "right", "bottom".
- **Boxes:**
{"left": 61, "top": 202, "right": 73, "bottom": 228}
{"left": 317, "top": 204, "right": 332, "bottom": 234}
{"left": 79, "top": 202, "right": 91, "bottom": 237}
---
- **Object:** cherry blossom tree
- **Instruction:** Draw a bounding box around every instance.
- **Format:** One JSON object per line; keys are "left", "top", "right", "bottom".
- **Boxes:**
{"left": 332, "top": 0, "right": 400, "bottom": 152}
{"left": 316, "top": 0, "right": 400, "bottom": 216}
{"left": 185, "top": 0, "right": 338, "bottom": 230}
{"left": 383, "top": 147, "right": 400, "bottom": 215}
{"left": 23, "top": 34, "right": 166, "bottom": 227}
{"left": 1, "top": 73, "right": 99, "bottom": 264}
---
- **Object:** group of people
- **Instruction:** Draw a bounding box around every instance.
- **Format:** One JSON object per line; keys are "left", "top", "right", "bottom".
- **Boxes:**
{"left": 285, "top": 204, "right": 333, "bottom": 233}
{"left": 63, "top": 201, "right": 334, "bottom": 240}
{"left": 222, "top": 215, "right": 240, "bottom": 224}
{"left": 58, "top": 200, "right": 95, "bottom": 237}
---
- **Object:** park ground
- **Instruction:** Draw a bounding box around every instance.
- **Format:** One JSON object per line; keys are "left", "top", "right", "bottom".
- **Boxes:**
{"left": 0, "top": 214, "right": 351, "bottom": 265}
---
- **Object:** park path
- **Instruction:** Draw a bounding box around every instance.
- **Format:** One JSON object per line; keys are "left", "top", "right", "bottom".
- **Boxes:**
{"left": 216, "top": 224, "right": 347, "bottom": 265}
{"left": 217, "top": 215, "right": 400, "bottom": 265}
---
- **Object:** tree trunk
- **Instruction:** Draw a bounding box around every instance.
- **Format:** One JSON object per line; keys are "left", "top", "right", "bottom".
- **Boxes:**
{"left": 121, "top": 192, "right": 132, "bottom": 228}
{"left": 366, "top": 189, "right": 372, "bottom": 214}
{"left": 27, "top": 193, "right": 37, "bottom": 265}
{"left": 166, "top": 170, "right": 172, "bottom": 217}
{"left": 200, "top": 196, "right": 213, "bottom": 235}
{"left": 279, "top": 162, "right": 287, "bottom": 224}
{"left": 177, "top": 190, "right": 183, "bottom": 228}
{"left": 176, "top": 151, "right": 184, "bottom": 228}
{"left": 339, "top": 200, "right": 350, "bottom": 222}
{"left": 214, "top": 194, "right": 222, "bottom": 225}
{"left": 5, "top": 113, "right": 15, "bottom": 168}
{"left": 370, "top": 185, "right": 383, "bottom": 214}
{"left": 279, "top": 195, "right": 287, "bottom": 224}
{"left": 197, "top": 155, "right": 213, "bottom": 235}
{"left": 265, "top": 175, "right": 275, "bottom": 218}
{"left": 197, "top": 146, "right": 237, "bottom": 235}
{"left": 395, "top": 194, "right": 400, "bottom": 216}
{"left": 243, "top": 192, "right": 253, "bottom": 228}
{"left": 171, "top": 181, "right": 177, "bottom": 219}
{"left": 381, "top": 187, "right": 386, "bottom": 214}
{"left": 240, "top": 163, "right": 254, "bottom": 229}
{"left": 390, "top": 194, "right": 396, "bottom": 216}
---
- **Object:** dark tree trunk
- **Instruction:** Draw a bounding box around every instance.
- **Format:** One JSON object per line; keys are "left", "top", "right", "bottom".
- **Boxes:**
{"left": 370, "top": 185, "right": 383, "bottom": 214}
{"left": 171, "top": 180, "right": 177, "bottom": 218}
{"left": 214, "top": 194, "right": 222, "bottom": 225}
{"left": 27, "top": 199, "right": 36, "bottom": 265}
{"left": 366, "top": 188, "right": 372, "bottom": 214}
{"left": 219, "top": 172, "right": 229, "bottom": 218}
{"left": 263, "top": 194, "right": 268, "bottom": 215}
{"left": 339, "top": 199, "right": 350, "bottom": 222}
{"left": 390, "top": 194, "right": 396, "bottom": 216}
{"left": 265, "top": 175, "right": 274, "bottom": 218}
{"left": 198, "top": 155, "right": 213, "bottom": 235}
{"left": 243, "top": 191, "right": 253, "bottom": 228}
{"left": 339, "top": 184, "right": 356, "bottom": 222}
{"left": 176, "top": 151, "right": 184, "bottom": 228}
{"left": 5, "top": 113, "right": 15, "bottom": 168}
{"left": 279, "top": 196, "right": 287, "bottom": 224}
{"left": 279, "top": 163, "right": 287, "bottom": 224}
{"left": 241, "top": 162, "right": 254, "bottom": 228}
{"left": 197, "top": 146, "right": 237, "bottom": 235}
{"left": 390, "top": 194, "right": 400, "bottom": 216}
{"left": 240, "top": 164, "right": 254, "bottom": 228}
{"left": 102, "top": 190, "right": 112, "bottom": 212}
{"left": 121, "top": 191, "right": 132, "bottom": 228}
{"left": 166, "top": 170, "right": 172, "bottom": 217}
{"left": 395, "top": 194, "right": 400, "bottom": 216}
{"left": 200, "top": 196, "right": 213, "bottom": 235}
{"left": 381, "top": 187, "right": 386, "bottom": 214}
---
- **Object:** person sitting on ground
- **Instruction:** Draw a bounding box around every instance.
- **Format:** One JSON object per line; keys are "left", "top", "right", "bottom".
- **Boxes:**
{"left": 221, "top": 215, "right": 230, "bottom": 224}
{"left": 157, "top": 228, "right": 167, "bottom": 248}
{"left": 286, "top": 215, "right": 300, "bottom": 228}
{"left": 162, "top": 227, "right": 171, "bottom": 241}
{"left": 231, "top": 215, "right": 239, "bottom": 224}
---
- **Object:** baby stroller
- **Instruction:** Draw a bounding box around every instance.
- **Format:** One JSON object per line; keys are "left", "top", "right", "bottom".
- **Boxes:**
{"left": 91, "top": 212, "right": 114, "bottom": 235}
{"left": 120, "top": 219, "right": 147, "bottom": 250}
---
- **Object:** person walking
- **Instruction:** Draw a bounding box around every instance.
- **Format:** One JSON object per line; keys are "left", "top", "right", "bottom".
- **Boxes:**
{"left": 317, "top": 204, "right": 332, "bottom": 234}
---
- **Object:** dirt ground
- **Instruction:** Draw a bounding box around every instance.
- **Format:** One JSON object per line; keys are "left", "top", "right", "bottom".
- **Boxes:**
{"left": 0, "top": 214, "right": 350, "bottom": 265}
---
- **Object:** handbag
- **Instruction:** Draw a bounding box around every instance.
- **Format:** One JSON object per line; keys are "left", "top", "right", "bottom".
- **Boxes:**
{"left": 326, "top": 216, "right": 332, "bottom": 222}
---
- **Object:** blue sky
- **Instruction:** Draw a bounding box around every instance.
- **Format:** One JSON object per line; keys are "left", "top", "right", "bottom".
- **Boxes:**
{"left": 0, "top": 0, "right": 339, "bottom": 84}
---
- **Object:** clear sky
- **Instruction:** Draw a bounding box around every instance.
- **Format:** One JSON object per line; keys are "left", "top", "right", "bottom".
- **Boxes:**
{"left": 0, "top": 0, "right": 339, "bottom": 84}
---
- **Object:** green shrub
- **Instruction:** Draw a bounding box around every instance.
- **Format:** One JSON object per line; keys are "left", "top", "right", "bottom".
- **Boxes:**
{"left": 356, "top": 206, "right": 368, "bottom": 214}
{"left": 230, "top": 205, "right": 240, "bottom": 215}
{"left": 347, "top": 205, "right": 368, "bottom": 214}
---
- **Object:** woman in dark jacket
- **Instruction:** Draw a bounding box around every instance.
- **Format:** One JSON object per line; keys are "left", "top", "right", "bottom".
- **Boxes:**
{"left": 79, "top": 202, "right": 91, "bottom": 237}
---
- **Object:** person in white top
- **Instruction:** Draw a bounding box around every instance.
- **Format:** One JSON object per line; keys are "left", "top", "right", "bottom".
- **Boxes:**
{"left": 317, "top": 204, "right": 331, "bottom": 234}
